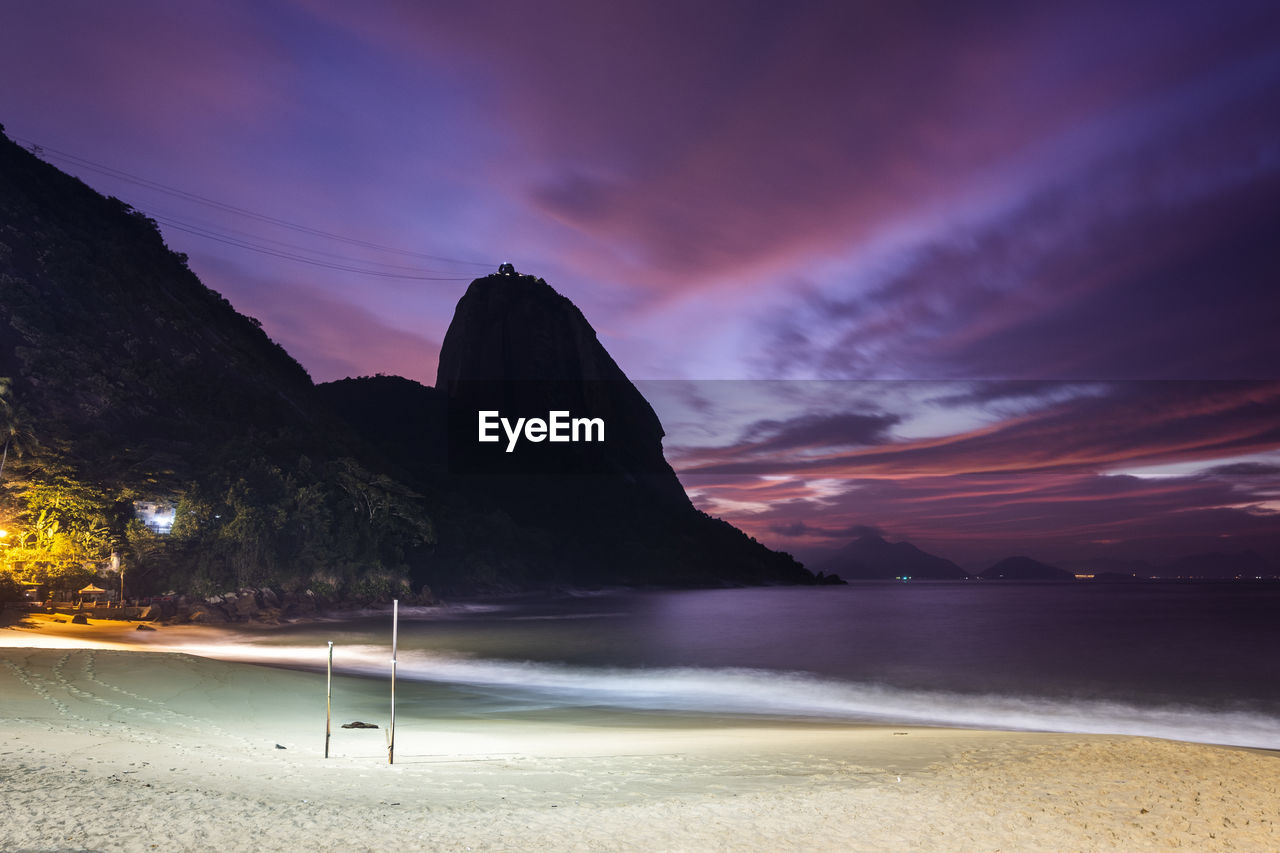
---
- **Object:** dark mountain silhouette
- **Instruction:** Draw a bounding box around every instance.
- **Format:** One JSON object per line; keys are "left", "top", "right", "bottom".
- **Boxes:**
{"left": 316, "top": 374, "right": 449, "bottom": 476}
{"left": 0, "top": 130, "right": 319, "bottom": 482}
{"left": 435, "top": 271, "right": 691, "bottom": 507}
{"left": 0, "top": 127, "right": 814, "bottom": 598}
{"left": 0, "top": 128, "right": 437, "bottom": 603}
{"left": 817, "top": 534, "right": 968, "bottom": 580}
{"left": 981, "top": 556, "right": 1075, "bottom": 581}
{"left": 322, "top": 271, "right": 816, "bottom": 590}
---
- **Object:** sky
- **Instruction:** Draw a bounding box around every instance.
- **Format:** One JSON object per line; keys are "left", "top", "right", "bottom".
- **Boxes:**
{"left": 2, "top": 0, "right": 1278, "bottom": 568}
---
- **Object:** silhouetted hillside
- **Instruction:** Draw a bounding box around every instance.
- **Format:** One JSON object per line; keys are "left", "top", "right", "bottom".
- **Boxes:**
{"left": 0, "top": 129, "right": 433, "bottom": 602}
{"left": 818, "top": 535, "right": 968, "bottom": 580}
{"left": 0, "top": 128, "right": 815, "bottom": 601}
{"left": 981, "top": 556, "right": 1074, "bottom": 581}
{"left": 0, "top": 131, "right": 318, "bottom": 482}
{"left": 323, "top": 272, "right": 816, "bottom": 590}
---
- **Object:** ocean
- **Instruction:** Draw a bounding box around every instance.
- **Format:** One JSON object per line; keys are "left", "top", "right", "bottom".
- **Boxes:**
{"left": 145, "top": 582, "right": 1280, "bottom": 749}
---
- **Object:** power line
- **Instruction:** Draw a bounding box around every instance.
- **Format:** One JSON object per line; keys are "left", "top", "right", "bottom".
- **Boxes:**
{"left": 139, "top": 206, "right": 477, "bottom": 278}
{"left": 150, "top": 215, "right": 476, "bottom": 280}
{"left": 13, "top": 135, "right": 494, "bottom": 269}
{"left": 30, "top": 140, "right": 492, "bottom": 267}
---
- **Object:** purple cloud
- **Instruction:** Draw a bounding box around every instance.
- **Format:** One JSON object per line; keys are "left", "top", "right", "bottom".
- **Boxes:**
{"left": 4, "top": 0, "right": 1278, "bottom": 565}
{"left": 736, "top": 411, "right": 901, "bottom": 453}
{"left": 673, "top": 380, "right": 1280, "bottom": 563}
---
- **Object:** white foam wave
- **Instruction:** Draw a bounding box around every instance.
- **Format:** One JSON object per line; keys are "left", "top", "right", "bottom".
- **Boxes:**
{"left": 255, "top": 603, "right": 509, "bottom": 622}
{"left": 152, "top": 639, "right": 1280, "bottom": 750}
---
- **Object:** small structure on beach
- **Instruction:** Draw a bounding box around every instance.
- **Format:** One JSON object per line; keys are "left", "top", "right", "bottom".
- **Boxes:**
{"left": 78, "top": 583, "right": 108, "bottom": 605}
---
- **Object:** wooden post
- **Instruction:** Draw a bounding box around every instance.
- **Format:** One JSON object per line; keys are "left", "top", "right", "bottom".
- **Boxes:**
{"left": 325, "top": 641, "right": 333, "bottom": 758}
{"left": 388, "top": 599, "right": 398, "bottom": 765}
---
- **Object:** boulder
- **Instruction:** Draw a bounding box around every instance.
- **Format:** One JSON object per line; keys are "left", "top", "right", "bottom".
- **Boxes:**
{"left": 188, "top": 607, "right": 228, "bottom": 624}
{"left": 253, "top": 607, "right": 283, "bottom": 624}
{"left": 229, "top": 590, "right": 260, "bottom": 619}
{"left": 281, "top": 590, "right": 318, "bottom": 617}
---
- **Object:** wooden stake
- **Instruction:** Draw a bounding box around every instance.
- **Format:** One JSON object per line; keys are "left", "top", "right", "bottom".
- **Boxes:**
{"left": 325, "top": 641, "right": 333, "bottom": 758}
{"left": 388, "top": 599, "right": 398, "bottom": 765}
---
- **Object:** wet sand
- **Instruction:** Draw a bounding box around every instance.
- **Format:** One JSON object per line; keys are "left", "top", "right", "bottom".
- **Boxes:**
{"left": 1, "top": 613, "right": 1276, "bottom": 851}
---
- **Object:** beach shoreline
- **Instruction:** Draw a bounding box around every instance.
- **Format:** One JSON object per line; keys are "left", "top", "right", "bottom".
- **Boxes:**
{"left": 2, "top": 611, "right": 1278, "bottom": 851}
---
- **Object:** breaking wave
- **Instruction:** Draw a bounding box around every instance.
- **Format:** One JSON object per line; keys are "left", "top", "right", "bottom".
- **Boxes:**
{"left": 153, "top": 638, "right": 1280, "bottom": 750}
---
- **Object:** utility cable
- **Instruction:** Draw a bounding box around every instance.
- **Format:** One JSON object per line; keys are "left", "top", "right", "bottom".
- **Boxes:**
{"left": 138, "top": 206, "right": 476, "bottom": 278}
{"left": 13, "top": 135, "right": 494, "bottom": 269}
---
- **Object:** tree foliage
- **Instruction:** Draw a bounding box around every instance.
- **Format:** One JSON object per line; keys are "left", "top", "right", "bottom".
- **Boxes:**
{"left": 132, "top": 443, "right": 434, "bottom": 598}
{"left": 0, "top": 132, "right": 438, "bottom": 602}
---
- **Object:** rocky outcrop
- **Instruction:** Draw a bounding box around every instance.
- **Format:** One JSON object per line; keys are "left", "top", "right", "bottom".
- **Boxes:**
{"left": 436, "top": 272, "right": 689, "bottom": 507}
{"left": 154, "top": 585, "right": 437, "bottom": 624}
{"left": 419, "top": 271, "right": 815, "bottom": 589}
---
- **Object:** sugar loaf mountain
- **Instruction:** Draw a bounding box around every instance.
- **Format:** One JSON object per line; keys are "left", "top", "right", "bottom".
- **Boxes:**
{"left": 0, "top": 129, "right": 815, "bottom": 612}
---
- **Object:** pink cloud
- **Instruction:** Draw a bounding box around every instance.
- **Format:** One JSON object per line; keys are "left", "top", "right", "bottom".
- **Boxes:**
{"left": 675, "top": 382, "right": 1280, "bottom": 480}
{"left": 670, "top": 380, "right": 1280, "bottom": 563}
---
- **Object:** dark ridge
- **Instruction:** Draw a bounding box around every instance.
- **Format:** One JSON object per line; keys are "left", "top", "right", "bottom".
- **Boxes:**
{"left": 326, "top": 270, "right": 817, "bottom": 591}
{"left": 981, "top": 555, "right": 1075, "bottom": 581}
{"left": 818, "top": 534, "right": 969, "bottom": 580}
{"left": 1, "top": 130, "right": 816, "bottom": 602}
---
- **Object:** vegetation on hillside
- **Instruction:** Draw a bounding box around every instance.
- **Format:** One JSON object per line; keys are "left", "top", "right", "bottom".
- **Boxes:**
{"left": 0, "top": 129, "right": 437, "bottom": 603}
{"left": 0, "top": 128, "right": 815, "bottom": 605}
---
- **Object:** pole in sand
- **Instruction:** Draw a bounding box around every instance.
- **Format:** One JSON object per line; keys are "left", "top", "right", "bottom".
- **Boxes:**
{"left": 325, "top": 641, "right": 333, "bottom": 758}
{"left": 388, "top": 599, "right": 398, "bottom": 764}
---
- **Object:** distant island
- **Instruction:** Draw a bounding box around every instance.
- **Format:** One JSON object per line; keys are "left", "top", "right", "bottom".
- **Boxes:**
{"left": 816, "top": 534, "right": 967, "bottom": 580}
{"left": 980, "top": 556, "right": 1075, "bottom": 582}
{"left": 814, "top": 534, "right": 1276, "bottom": 583}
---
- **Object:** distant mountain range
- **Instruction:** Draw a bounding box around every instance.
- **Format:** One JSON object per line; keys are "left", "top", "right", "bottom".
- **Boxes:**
{"left": 980, "top": 556, "right": 1074, "bottom": 581}
{"left": 816, "top": 535, "right": 967, "bottom": 580}
{"left": 816, "top": 535, "right": 1278, "bottom": 581}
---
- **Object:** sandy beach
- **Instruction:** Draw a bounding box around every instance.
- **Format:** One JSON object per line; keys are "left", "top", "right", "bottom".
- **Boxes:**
{"left": 1, "top": 613, "right": 1276, "bottom": 852}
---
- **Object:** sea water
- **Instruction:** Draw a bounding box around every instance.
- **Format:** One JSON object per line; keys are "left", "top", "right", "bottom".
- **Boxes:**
{"left": 147, "top": 582, "right": 1280, "bottom": 749}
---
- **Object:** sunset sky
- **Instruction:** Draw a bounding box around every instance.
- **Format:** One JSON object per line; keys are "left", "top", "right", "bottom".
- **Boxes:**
{"left": 2, "top": 0, "right": 1277, "bottom": 567}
